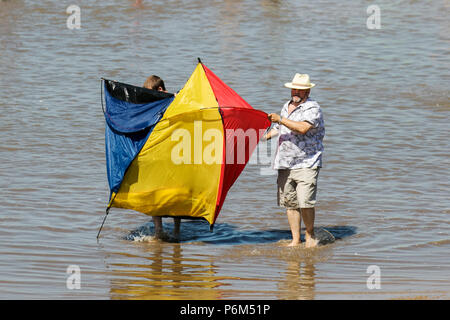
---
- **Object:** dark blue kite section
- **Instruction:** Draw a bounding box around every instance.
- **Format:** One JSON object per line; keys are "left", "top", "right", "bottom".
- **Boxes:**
{"left": 103, "top": 80, "right": 174, "bottom": 194}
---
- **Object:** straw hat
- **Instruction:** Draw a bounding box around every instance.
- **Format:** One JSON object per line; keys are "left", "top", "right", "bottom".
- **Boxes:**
{"left": 284, "top": 73, "right": 316, "bottom": 89}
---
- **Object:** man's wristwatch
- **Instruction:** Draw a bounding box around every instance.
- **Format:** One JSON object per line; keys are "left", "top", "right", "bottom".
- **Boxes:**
{"left": 278, "top": 116, "right": 283, "bottom": 124}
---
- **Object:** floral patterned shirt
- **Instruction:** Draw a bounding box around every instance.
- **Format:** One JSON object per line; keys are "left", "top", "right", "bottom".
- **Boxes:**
{"left": 273, "top": 98, "right": 325, "bottom": 169}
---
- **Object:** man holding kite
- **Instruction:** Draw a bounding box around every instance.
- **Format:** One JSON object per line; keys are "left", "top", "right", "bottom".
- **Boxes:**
{"left": 265, "top": 73, "right": 325, "bottom": 248}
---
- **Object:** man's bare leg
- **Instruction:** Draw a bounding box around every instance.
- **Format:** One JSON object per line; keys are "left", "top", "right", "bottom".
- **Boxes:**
{"left": 286, "top": 209, "right": 302, "bottom": 246}
{"left": 301, "top": 208, "right": 318, "bottom": 248}
{"left": 152, "top": 216, "right": 163, "bottom": 238}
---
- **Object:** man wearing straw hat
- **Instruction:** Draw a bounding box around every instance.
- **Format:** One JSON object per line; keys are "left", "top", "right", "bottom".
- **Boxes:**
{"left": 264, "top": 73, "right": 325, "bottom": 248}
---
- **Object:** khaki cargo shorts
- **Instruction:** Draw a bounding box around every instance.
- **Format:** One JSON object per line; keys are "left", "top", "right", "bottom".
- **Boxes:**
{"left": 277, "top": 167, "right": 320, "bottom": 209}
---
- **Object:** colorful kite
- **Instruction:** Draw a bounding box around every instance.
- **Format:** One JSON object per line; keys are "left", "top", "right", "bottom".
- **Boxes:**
{"left": 98, "top": 60, "right": 270, "bottom": 237}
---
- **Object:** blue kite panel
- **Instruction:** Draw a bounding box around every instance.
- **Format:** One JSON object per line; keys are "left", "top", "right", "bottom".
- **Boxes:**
{"left": 105, "top": 125, "right": 150, "bottom": 194}
{"left": 103, "top": 82, "right": 174, "bottom": 194}
{"left": 103, "top": 83, "right": 174, "bottom": 133}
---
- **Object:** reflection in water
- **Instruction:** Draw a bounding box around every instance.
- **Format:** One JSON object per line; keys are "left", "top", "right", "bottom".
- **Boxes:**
{"left": 108, "top": 242, "right": 227, "bottom": 299}
{"left": 278, "top": 260, "right": 316, "bottom": 300}
{"left": 107, "top": 242, "right": 322, "bottom": 300}
{"left": 109, "top": 221, "right": 346, "bottom": 299}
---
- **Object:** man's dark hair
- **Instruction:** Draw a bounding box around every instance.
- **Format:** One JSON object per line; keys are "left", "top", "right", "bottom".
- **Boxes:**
{"left": 143, "top": 75, "right": 166, "bottom": 91}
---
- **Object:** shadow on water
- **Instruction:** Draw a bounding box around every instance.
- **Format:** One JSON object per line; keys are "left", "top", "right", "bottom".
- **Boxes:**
{"left": 125, "top": 220, "right": 357, "bottom": 245}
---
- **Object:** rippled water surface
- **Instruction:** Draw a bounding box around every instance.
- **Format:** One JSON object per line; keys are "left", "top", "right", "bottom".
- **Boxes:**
{"left": 0, "top": 0, "right": 449, "bottom": 299}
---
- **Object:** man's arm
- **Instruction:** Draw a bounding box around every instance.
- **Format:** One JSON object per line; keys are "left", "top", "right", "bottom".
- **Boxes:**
{"left": 268, "top": 113, "right": 313, "bottom": 135}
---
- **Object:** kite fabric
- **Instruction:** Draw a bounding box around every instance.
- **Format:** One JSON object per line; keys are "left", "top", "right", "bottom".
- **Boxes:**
{"left": 102, "top": 61, "right": 270, "bottom": 228}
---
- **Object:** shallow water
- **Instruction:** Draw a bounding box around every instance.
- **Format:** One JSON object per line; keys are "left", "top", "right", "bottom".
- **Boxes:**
{"left": 0, "top": 0, "right": 449, "bottom": 299}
